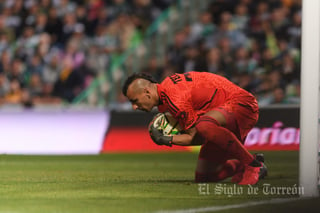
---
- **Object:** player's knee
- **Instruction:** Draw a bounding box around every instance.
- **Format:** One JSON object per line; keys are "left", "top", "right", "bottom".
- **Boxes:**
{"left": 195, "top": 116, "right": 220, "bottom": 138}
{"left": 195, "top": 171, "right": 208, "bottom": 182}
{"left": 195, "top": 171, "right": 214, "bottom": 183}
{"left": 195, "top": 171, "right": 221, "bottom": 183}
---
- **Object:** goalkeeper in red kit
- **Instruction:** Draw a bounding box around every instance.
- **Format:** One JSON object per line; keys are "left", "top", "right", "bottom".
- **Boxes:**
{"left": 122, "top": 71, "right": 267, "bottom": 185}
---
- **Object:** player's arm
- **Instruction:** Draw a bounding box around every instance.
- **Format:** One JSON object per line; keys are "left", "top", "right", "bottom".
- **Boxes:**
{"left": 149, "top": 125, "right": 200, "bottom": 147}
{"left": 171, "top": 128, "right": 201, "bottom": 146}
{"left": 148, "top": 119, "right": 200, "bottom": 147}
{"left": 151, "top": 83, "right": 199, "bottom": 146}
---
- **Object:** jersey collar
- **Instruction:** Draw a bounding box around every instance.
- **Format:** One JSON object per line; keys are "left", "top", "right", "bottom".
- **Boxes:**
{"left": 156, "top": 84, "right": 166, "bottom": 112}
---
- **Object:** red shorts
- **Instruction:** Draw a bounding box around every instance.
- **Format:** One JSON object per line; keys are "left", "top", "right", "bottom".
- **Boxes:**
{"left": 213, "top": 94, "right": 259, "bottom": 143}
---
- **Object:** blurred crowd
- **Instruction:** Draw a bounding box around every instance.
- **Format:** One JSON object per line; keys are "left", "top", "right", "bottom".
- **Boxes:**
{"left": 0, "top": 0, "right": 174, "bottom": 107}
{"left": 0, "top": 0, "right": 301, "bottom": 108}
{"left": 141, "top": 0, "right": 301, "bottom": 106}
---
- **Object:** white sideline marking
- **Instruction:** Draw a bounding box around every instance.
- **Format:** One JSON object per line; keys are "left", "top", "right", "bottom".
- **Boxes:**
{"left": 155, "top": 197, "right": 303, "bottom": 213}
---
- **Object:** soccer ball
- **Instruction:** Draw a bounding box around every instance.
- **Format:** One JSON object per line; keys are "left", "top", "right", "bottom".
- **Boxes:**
{"left": 152, "top": 112, "right": 182, "bottom": 136}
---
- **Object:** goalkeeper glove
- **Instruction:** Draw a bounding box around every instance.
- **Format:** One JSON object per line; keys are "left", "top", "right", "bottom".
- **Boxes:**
{"left": 149, "top": 124, "right": 173, "bottom": 147}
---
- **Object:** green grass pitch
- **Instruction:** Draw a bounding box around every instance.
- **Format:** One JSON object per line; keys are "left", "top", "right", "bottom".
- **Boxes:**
{"left": 0, "top": 151, "right": 319, "bottom": 213}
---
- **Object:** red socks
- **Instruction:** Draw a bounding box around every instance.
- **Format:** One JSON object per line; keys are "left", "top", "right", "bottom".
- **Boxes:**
{"left": 217, "top": 159, "right": 243, "bottom": 180}
{"left": 195, "top": 116, "right": 254, "bottom": 166}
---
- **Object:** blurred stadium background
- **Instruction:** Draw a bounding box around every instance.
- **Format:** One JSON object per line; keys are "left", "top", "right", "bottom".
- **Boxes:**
{"left": 0, "top": 0, "right": 301, "bottom": 107}
{"left": 0, "top": 0, "right": 317, "bottom": 213}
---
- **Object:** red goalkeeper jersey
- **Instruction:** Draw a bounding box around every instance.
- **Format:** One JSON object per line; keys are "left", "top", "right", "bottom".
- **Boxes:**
{"left": 157, "top": 71, "right": 256, "bottom": 130}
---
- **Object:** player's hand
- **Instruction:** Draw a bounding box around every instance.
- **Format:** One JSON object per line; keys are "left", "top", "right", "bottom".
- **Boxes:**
{"left": 149, "top": 124, "right": 173, "bottom": 147}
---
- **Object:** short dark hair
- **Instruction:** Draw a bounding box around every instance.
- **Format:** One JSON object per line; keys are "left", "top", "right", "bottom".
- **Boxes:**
{"left": 122, "top": 73, "right": 157, "bottom": 96}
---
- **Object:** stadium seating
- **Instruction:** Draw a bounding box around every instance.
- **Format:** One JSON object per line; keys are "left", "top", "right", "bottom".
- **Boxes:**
{"left": 0, "top": 0, "right": 301, "bottom": 108}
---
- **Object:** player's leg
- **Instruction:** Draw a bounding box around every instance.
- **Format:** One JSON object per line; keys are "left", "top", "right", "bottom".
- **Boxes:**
{"left": 195, "top": 114, "right": 257, "bottom": 166}
{"left": 195, "top": 154, "right": 265, "bottom": 183}
{"left": 209, "top": 105, "right": 265, "bottom": 183}
{"left": 195, "top": 106, "right": 262, "bottom": 185}
{"left": 219, "top": 98, "right": 267, "bottom": 184}
{"left": 195, "top": 141, "right": 243, "bottom": 182}
{"left": 217, "top": 159, "right": 243, "bottom": 180}
{"left": 195, "top": 159, "right": 222, "bottom": 182}
{"left": 195, "top": 159, "right": 243, "bottom": 182}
